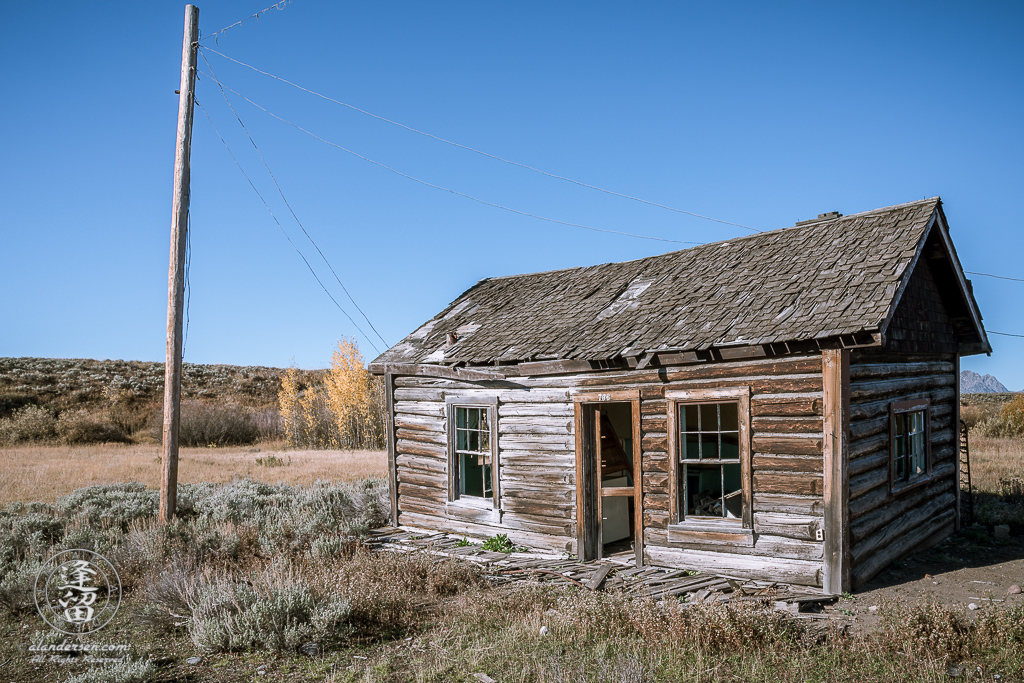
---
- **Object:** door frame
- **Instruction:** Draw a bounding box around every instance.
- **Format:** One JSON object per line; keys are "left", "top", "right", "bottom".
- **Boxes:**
{"left": 573, "top": 389, "right": 643, "bottom": 564}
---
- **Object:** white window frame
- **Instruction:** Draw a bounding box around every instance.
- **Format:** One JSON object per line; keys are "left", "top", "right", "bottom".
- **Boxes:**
{"left": 445, "top": 395, "right": 499, "bottom": 509}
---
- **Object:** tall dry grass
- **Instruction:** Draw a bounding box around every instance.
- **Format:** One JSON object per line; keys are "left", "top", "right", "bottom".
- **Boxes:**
{"left": 969, "top": 436, "right": 1024, "bottom": 494}
{"left": 0, "top": 443, "right": 385, "bottom": 506}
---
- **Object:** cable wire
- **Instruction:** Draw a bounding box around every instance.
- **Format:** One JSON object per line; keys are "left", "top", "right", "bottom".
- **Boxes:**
{"left": 989, "top": 331, "right": 1024, "bottom": 338}
{"left": 196, "top": 98, "right": 382, "bottom": 354}
{"left": 966, "top": 271, "right": 1024, "bottom": 283}
{"left": 197, "top": 68, "right": 701, "bottom": 246}
{"left": 201, "top": 1, "right": 290, "bottom": 44}
{"left": 201, "top": 53, "right": 389, "bottom": 348}
{"left": 200, "top": 46, "right": 759, "bottom": 234}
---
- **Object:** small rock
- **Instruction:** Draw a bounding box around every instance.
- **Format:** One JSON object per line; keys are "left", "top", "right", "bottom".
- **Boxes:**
{"left": 868, "top": 605, "right": 878, "bottom": 613}
{"left": 1008, "top": 585, "right": 1021, "bottom": 595}
{"left": 257, "top": 665, "right": 266, "bottom": 671}
{"left": 186, "top": 656, "right": 203, "bottom": 665}
{"left": 947, "top": 665, "right": 962, "bottom": 677}
{"left": 994, "top": 525, "right": 1010, "bottom": 540}
{"left": 968, "top": 603, "right": 979, "bottom": 611}
{"left": 924, "top": 574, "right": 933, "bottom": 579}
{"left": 539, "top": 625, "right": 549, "bottom": 637}
{"left": 300, "top": 642, "right": 321, "bottom": 656}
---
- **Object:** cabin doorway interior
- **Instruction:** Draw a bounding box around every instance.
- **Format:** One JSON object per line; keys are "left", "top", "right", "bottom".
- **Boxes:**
{"left": 574, "top": 393, "right": 642, "bottom": 564}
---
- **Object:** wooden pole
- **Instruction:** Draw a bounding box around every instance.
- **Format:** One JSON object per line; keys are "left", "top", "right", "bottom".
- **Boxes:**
{"left": 160, "top": 4, "right": 199, "bottom": 523}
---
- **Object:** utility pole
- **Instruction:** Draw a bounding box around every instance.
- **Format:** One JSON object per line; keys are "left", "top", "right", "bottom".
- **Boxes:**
{"left": 161, "top": 4, "right": 199, "bottom": 523}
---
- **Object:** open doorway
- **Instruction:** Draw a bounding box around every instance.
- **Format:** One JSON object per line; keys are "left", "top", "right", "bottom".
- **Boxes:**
{"left": 574, "top": 393, "right": 642, "bottom": 563}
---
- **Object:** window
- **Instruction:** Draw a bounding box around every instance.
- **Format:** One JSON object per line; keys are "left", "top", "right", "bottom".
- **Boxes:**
{"left": 890, "top": 399, "right": 931, "bottom": 489}
{"left": 446, "top": 396, "right": 499, "bottom": 507}
{"left": 679, "top": 402, "right": 742, "bottom": 519}
{"left": 455, "top": 406, "right": 492, "bottom": 498}
{"left": 666, "top": 386, "right": 752, "bottom": 536}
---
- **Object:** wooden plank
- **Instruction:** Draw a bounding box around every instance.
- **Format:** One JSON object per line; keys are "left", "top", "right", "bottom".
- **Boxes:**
{"left": 753, "top": 494, "right": 825, "bottom": 516}
{"left": 371, "top": 362, "right": 506, "bottom": 381}
{"left": 396, "top": 428, "right": 446, "bottom": 446}
{"left": 586, "top": 565, "right": 614, "bottom": 590}
{"left": 519, "top": 359, "right": 597, "bottom": 376}
{"left": 755, "top": 513, "right": 823, "bottom": 542}
{"left": 396, "top": 439, "right": 447, "bottom": 458}
{"left": 643, "top": 546, "right": 823, "bottom": 586}
{"left": 667, "top": 527, "right": 754, "bottom": 546}
{"left": 394, "top": 401, "right": 446, "bottom": 417}
{"left": 753, "top": 434, "right": 823, "bottom": 456}
{"left": 753, "top": 472, "right": 823, "bottom": 496}
{"left": 499, "top": 403, "right": 575, "bottom": 417}
{"left": 822, "top": 349, "right": 851, "bottom": 594}
{"left": 752, "top": 395, "right": 823, "bottom": 417}
{"left": 752, "top": 455, "right": 823, "bottom": 473}
{"left": 751, "top": 416, "right": 823, "bottom": 434}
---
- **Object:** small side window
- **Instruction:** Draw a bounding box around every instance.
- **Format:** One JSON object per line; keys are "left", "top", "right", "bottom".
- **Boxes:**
{"left": 890, "top": 399, "right": 931, "bottom": 490}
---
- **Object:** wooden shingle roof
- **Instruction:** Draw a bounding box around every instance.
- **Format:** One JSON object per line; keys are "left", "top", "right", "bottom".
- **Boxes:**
{"left": 373, "top": 197, "right": 989, "bottom": 369}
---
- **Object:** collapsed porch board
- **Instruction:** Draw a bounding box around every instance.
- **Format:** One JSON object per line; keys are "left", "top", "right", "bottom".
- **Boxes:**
{"left": 364, "top": 526, "right": 836, "bottom": 614}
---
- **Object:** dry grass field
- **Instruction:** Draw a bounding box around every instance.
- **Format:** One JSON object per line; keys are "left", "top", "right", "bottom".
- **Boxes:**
{"left": 970, "top": 436, "right": 1024, "bottom": 494}
{"left": 0, "top": 443, "right": 386, "bottom": 505}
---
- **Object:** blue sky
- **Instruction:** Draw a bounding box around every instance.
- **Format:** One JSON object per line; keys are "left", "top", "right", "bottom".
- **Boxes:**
{"left": 1, "top": 1, "right": 1021, "bottom": 389}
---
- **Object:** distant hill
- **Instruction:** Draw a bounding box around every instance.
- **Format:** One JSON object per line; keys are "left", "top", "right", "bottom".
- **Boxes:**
{"left": 0, "top": 357, "right": 324, "bottom": 418}
{"left": 960, "top": 370, "right": 1010, "bottom": 394}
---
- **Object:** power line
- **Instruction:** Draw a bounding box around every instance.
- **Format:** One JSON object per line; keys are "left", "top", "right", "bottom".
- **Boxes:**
{"left": 197, "top": 67, "right": 701, "bottom": 246}
{"left": 195, "top": 98, "right": 382, "bottom": 354}
{"left": 200, "top": 1, "right": 290, "bottom": 44}
{"left": 989, "top": 331, "right": 1024, "bottom": 338}
{"left": 201, "top": 46, "right": 760, "bottom": 234}
{"left": 966, "top": 271, "right": 1024, "bottom": 283}
{"left": 200, "top": 52, "right": 390, "bottom": 348}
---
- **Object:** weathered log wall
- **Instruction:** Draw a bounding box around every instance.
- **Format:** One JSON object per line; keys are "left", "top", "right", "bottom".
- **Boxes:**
{"left": 389, "top": 354, "right": 828, "bottom": 585}
{"left": 847, "top": 350, "right": 958, "bottom": 587}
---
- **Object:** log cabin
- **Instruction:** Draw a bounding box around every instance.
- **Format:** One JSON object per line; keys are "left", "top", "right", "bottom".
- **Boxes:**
{"left": 369, "top": 197, "right": 990, "bottom": 593}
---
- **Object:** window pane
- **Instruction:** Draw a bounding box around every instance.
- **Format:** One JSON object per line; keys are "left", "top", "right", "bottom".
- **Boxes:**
{"left": 723, "top": 463, "right": 742, "bottom": 518}
{"left": 894, "top": 413, "right": 905, "bottom": 438}
{"left": 895, "top": 447, "right": 906, "bottom": 481}
{"left": 911, "top": 432, "right": 925, "bottom": 475}
{"left": 461, "top": 453, "right": 484, "bottom": 497}
{"left": 479, "top": 427, "right": 489, "bottom": 451}
{"left": 456, "top": 408, "right": 467, "bottom": 429}
{"left": 479, "top": 409, "right": 489, "bottom": 432}
{"left": 483, "top": 464, "right": 492, "bottom": 497}
{"left": 684, "top": 433, "right": 700, "bottom": 460}
{"left": 682, "top": 405, "right": 698, "bottom": 433}
{"left": 467, "top": 430, "right": 479, "bottom": 452}
{"left": 691, "top": 465, "right": 723, "bottom": 516}
{"left": 719, "top": 403, "right": 738, "bottom": 432}
{"left": 700, "top": 404, "right": 718, "bottom": 432}
{"left": 466, "top": 408, "right": 479, "bottom": 430}
{"left": 720, "top": 432, "right": 739, "bottom": 459}
{"left": 912, "top": 411, "right": 924, "bottom": 434}
{"left": 701, "top": 432, "right": 719, "bottom": 460}
{"left": 456, "top": 429, "right": 468, "bottom": 451}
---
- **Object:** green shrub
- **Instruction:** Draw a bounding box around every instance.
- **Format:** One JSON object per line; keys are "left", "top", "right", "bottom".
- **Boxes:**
{"left": 0, "top": 405, "right": 57, "bottom": 444}
{"left": 56, "top": 409, "right": 129, "bottom": 445}
{"left": 64, "top": 658, "right": 156, "bottom": 683}
{"left": 55, "top": 483, "right": 158, "bottom": 531}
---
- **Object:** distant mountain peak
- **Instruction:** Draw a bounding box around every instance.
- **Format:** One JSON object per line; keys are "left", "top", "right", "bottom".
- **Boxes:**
{"left": 960, "top": 370, "right": 1010, "bottom": 394}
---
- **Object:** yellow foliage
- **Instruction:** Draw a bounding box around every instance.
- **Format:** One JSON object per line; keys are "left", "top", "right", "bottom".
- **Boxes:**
{"left": 279, "top": 366, "right": 301, "bottom": 446}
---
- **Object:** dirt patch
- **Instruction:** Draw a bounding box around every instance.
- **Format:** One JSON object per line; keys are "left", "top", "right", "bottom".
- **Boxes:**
{"left": 830, "top": 527, "right": 1024, "bottom": 632}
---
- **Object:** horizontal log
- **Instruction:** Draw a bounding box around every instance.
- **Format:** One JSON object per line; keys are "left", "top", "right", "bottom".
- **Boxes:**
{"left": 753, "top": 434, "right": 823, "bottom": 456}
{"left": 753, "top": 494, "right": 825, "bottom": 516}
{"left": 849, "top": 432, "right": 888, "bottom": 460}
{"left": 652, "top": 530, "right": 823, "bottom": 562}
{"left": 396, "top": 454, "right": 445, "bottom": 474}
{"left": 642, "top": 473, "right": 669, "bottom": 493}
{"left": 642, "top": 416, "right": 667, "bottom": 433}
{"left": 848, "top": 450, "right": 888, "bottom": 478}
{"left": 499, "top": 403, "right": 574, "bottom": 417}
{"left": 501, "top": 487, "right": 573, "bottom": 503}
{"left": 397, "top": 481, "right": 447, "bottom": 503}
{"left": 752, "top": 395, "right": 823, "bottom": 417}
{"left": 397, "top": 511, "right": 572, "bottom": 554}
{"left": 849, "top": 361, "right": 955, "bottom": 381}
{"left": 643, "top": 454, "right": 670, "bottom": 473}
{"left": 642, "top": 435, "right": 668, "bottom": 452}
{"left": 379, "top": 363, "right": 506, "bottom": 381}
{"left": 641, "top": 399, "right": 667, "bottom": 416}
{"left": 851, "top": 483, "right": 955, "bottom": 544}
{"left": 751, "top": 416, "right": 823, "bottom": 434}
{"left": 397, "top": 439, "right": 446, "bottom": 458}
{"left": 394, "top": 401, "right": 446, "bottom": 417}
{"left": 752, "top": 454, "right": 823, "bottom": 473}
{"left": 644, "top": 494, "right": 670, "bottom": 511}
{"left": 848, "top": 465, "right": 888, "bottom": 501}
{"left": 668, "top": 527, "right": 754, "bottom": 547}
{"left": 396, "top": 428, "right": 446, "bottom": 446}
{"left": 644, "top": 510, "right": 670, "bottom": 529}
{"left": 499, "top": 435, "right": 574, "bottom": 450}
{"left": 643, "top": 545, "right": 822, "bottom": 586}
{"left": 394, "top": 388, "right": 446, "bottom": 402}
{"left": 850, "top": 416, "right": 887, "bottom": 442}
{"left": 499, "top": 423, "right": 573, "bottom": 436}
{"left": 848, "top": 461, "right": 956, "bottom": 519}
{"left": 397, "top": 469, "right": 446, "bottom": 489}
{"left": 849, "top": 387, "right": 955, "bottom": 421}
{"left": 851, "top": 509, "right": 956, "bottom": 586}
{"left": 754, "top": 513, "right": 823, "bottom": 542}
{"left": 753, "top": 472, "right": 823, "bottom": 496}
{"left": 849, "top": 374, "right": 955, "bottom": 402}
{"left": 851, "top": 499, "right": 954, "bottom": 573}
